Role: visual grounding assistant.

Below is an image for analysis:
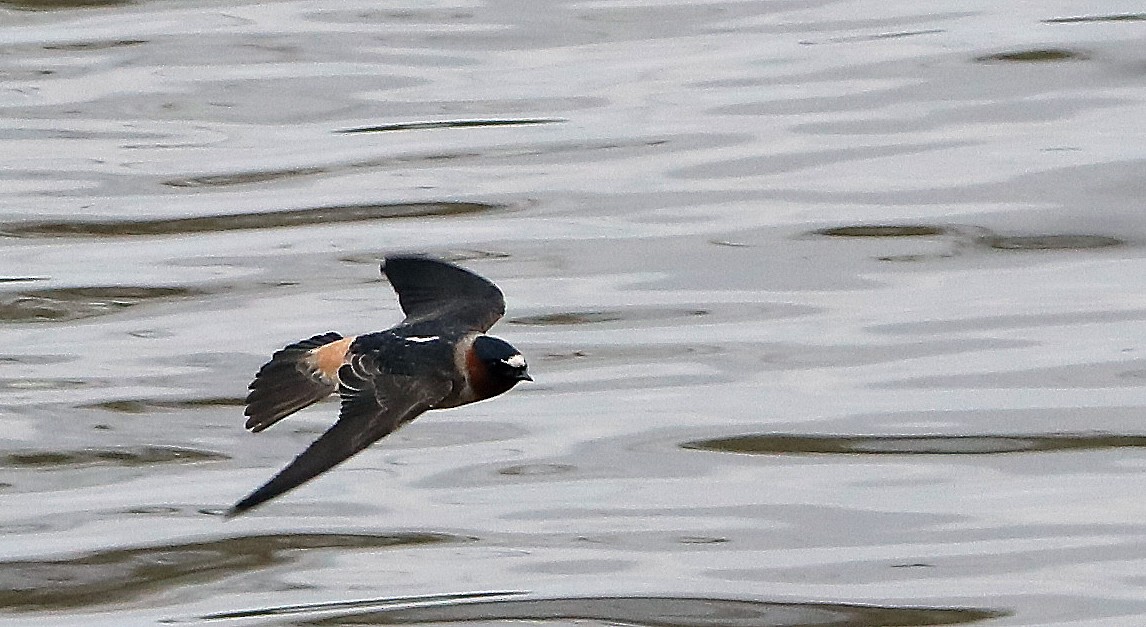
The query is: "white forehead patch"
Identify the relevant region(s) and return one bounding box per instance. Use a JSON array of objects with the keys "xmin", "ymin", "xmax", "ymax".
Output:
[
  {"xmin": 504, "ymin": 353, "xmax": 526, "ymax": 368},
  {"xmin": 405, "ymin": 336, "xmax": 439, "ymax": 343}
]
